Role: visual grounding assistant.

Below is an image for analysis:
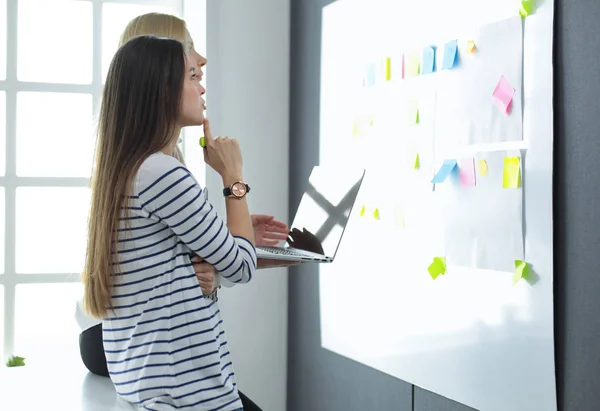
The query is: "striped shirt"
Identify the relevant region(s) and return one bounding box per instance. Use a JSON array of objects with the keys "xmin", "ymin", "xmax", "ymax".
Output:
[{"xmin": 103, "ymin": 152, "xmax": 256, "ymax": 410}]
